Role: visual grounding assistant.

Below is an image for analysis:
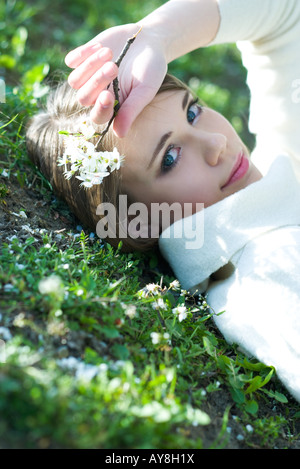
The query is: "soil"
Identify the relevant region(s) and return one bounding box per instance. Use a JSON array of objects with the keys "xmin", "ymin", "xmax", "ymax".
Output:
[{"xmin": 1, "ymin": 171, "xmax": 300, "ymax": 449}]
